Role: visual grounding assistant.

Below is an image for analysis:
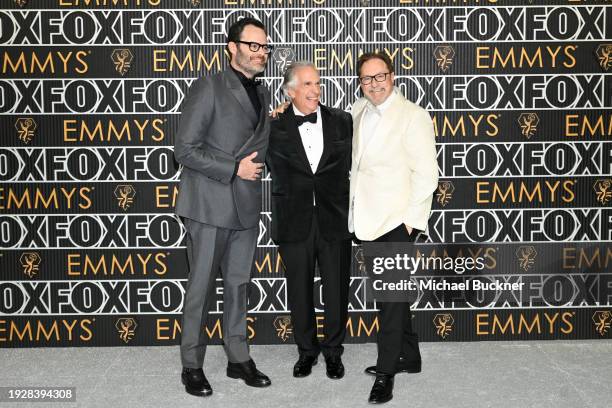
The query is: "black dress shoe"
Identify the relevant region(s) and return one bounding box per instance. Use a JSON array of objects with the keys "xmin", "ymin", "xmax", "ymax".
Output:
[
  {"xmin": 368, "ymin": 374, "xmax": 394, "ymax": 404},
  {"xmin": 365, "ymin": 357, "xmax": 422, "ymax": 376},
  {"xmin": 227, "ymin": 359, "xmax": 271, "ymax": 387},
  {"xmin": 325, "ymin": 356, "xmax": 345, "ymax": 379},
  {"xmin": 181, "ymin": 368, "xmax": 212, "ymax": 397},
  {"xmin": 293, "ymin": 355, "xmax": 317, "ymax": 378}
]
